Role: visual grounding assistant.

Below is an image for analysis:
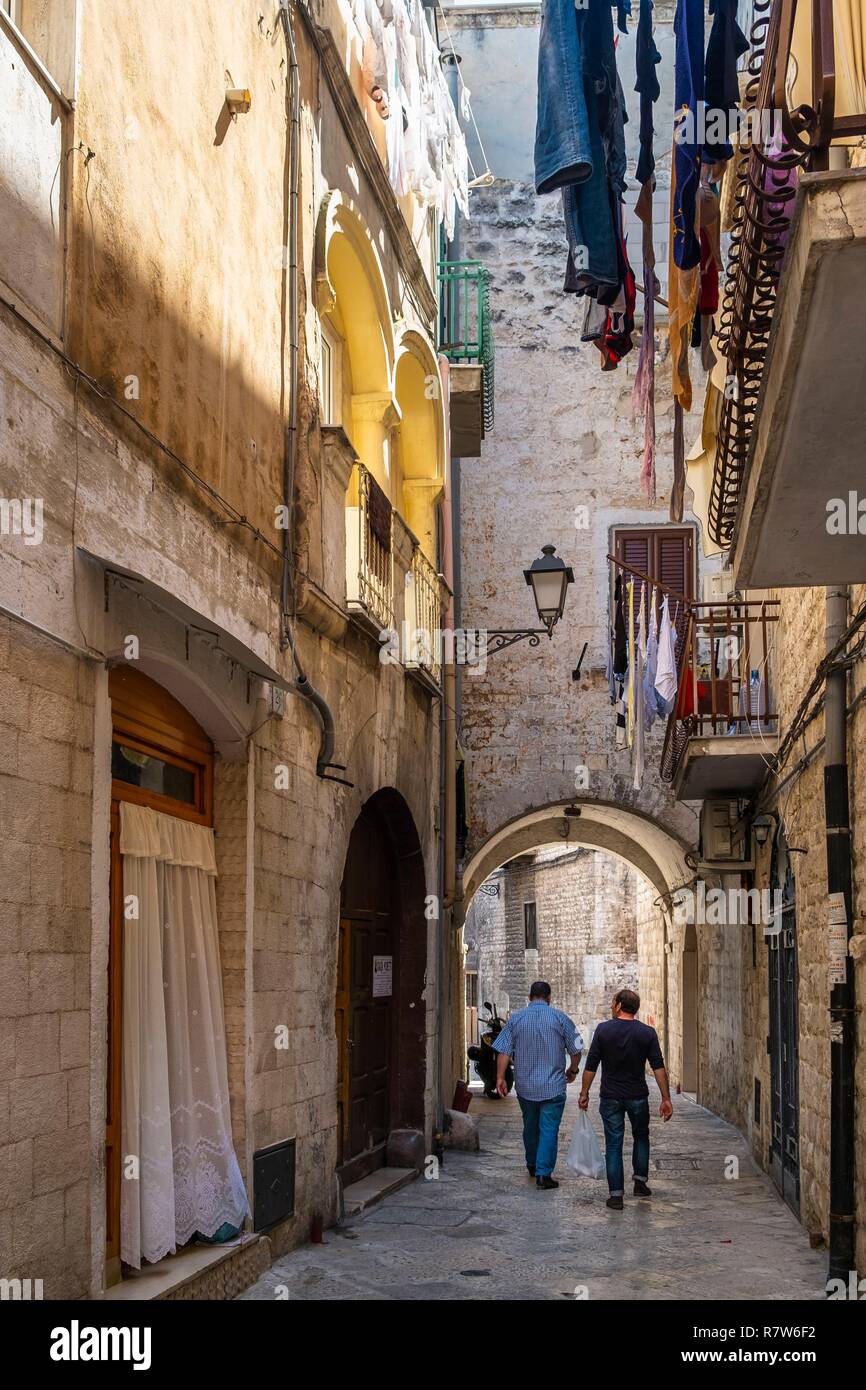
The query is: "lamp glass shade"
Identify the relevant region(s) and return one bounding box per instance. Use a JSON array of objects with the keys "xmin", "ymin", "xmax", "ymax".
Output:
[
  {"xmin": 530, "ymin": 569, "xmax": 568, "ymax": 625},
  {"xmin": 524, "ymin": 545, "xmax": 573, "ymax": 632}
]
